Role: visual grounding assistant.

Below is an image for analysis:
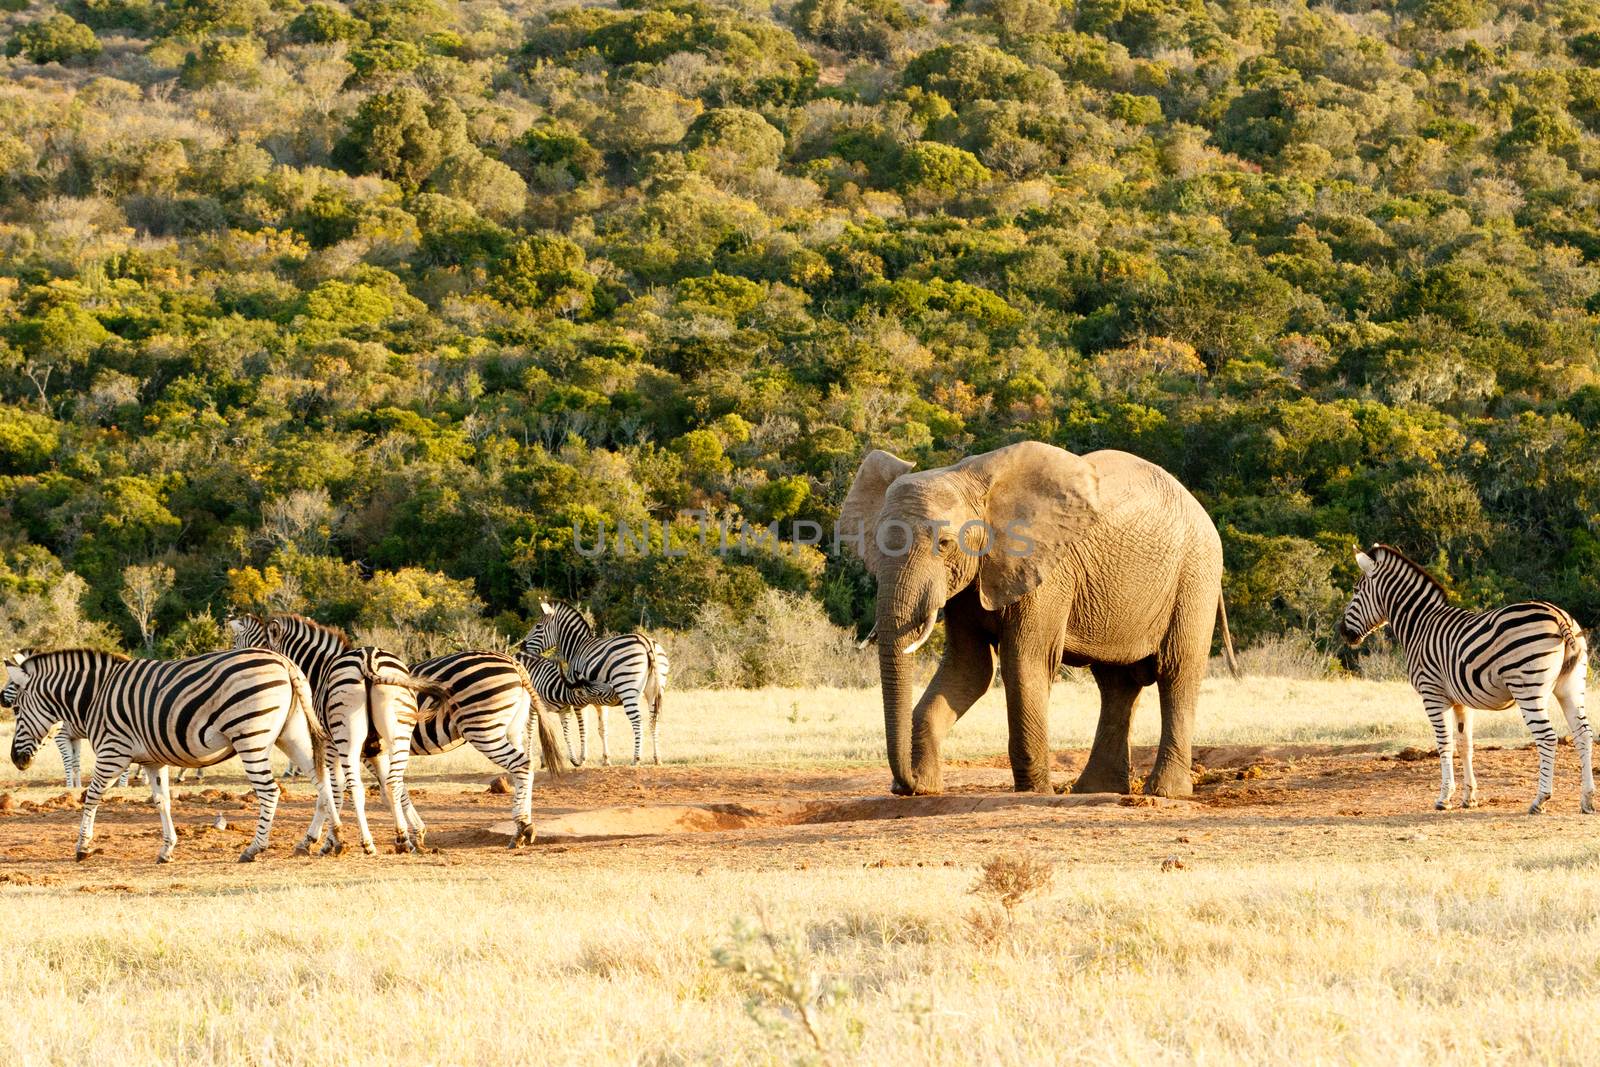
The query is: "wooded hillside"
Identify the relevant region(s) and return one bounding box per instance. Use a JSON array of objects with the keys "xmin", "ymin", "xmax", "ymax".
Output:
[{"xmin": 3, "ymin": 0, "xmax": 1600, "ymax": 661}]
